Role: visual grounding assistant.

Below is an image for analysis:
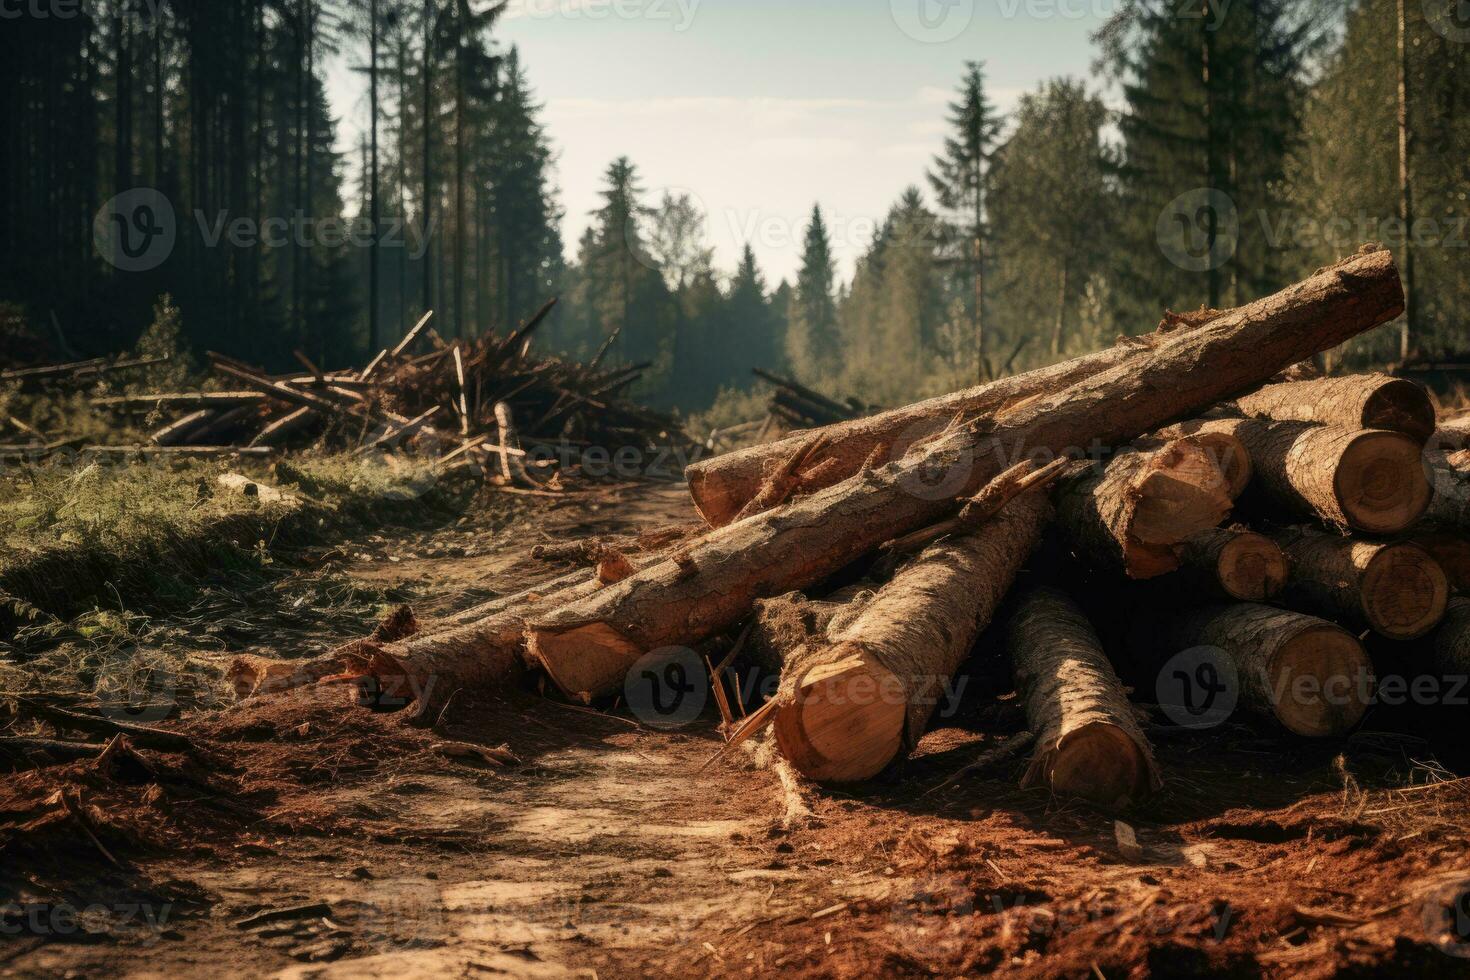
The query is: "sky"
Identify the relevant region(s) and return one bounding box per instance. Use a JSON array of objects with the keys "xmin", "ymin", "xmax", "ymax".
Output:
[{"xmin": 331, "ymin": 0, "xmax": 1113, "ymax": 284}]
